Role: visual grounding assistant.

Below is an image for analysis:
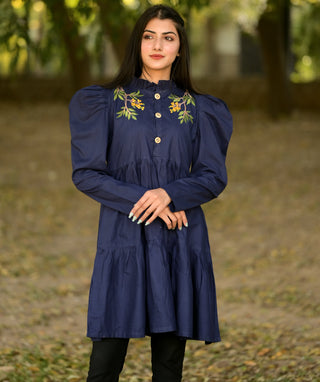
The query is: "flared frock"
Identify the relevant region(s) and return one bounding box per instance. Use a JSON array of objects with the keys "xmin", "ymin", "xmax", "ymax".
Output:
[{"xmin": 69, "ymin": 77, "xmax": 232, "ymax": 344}]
